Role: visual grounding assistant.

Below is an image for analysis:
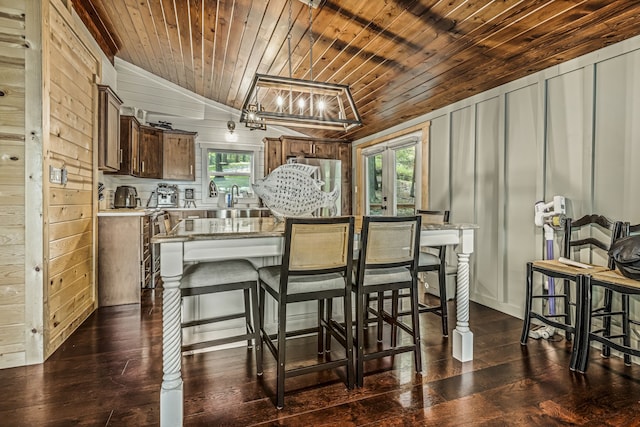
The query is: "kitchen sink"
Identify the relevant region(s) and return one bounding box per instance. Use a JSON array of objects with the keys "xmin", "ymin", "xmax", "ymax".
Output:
[{"xmin": 206, "ymin": 208, "xmax": 271, "ymax": 219}]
